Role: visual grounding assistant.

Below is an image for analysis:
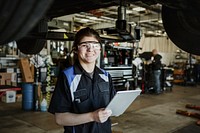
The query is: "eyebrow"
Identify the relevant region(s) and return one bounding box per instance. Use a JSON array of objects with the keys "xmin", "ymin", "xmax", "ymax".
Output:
[{"xmin": 79, "ymin": 41, "xmax": 99, "ymax": 45}]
